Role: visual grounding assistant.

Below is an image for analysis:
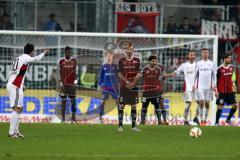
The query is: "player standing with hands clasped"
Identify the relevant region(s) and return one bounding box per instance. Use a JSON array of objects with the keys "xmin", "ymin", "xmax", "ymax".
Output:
[{"xmin": 117, "ymin": 41, "xmax": 141, "ymax": 132}]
